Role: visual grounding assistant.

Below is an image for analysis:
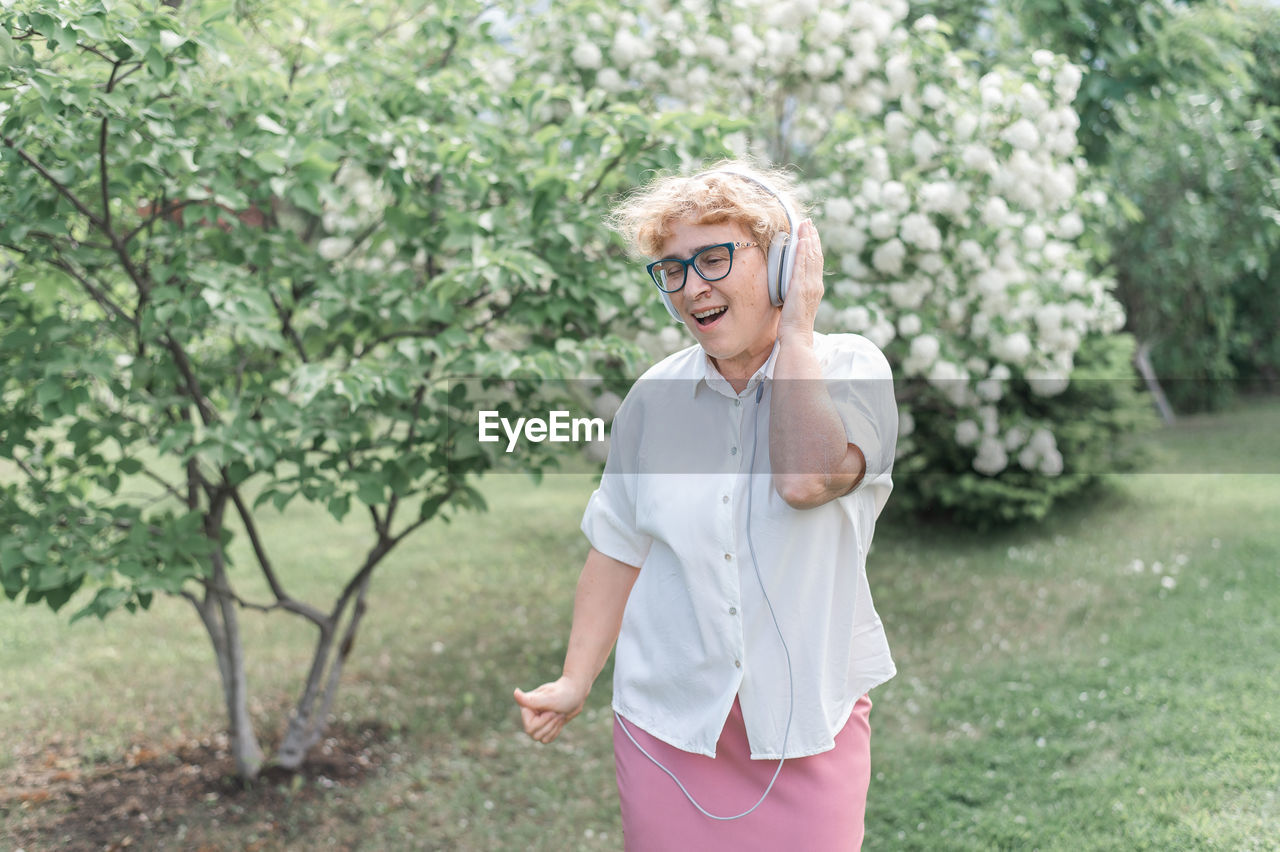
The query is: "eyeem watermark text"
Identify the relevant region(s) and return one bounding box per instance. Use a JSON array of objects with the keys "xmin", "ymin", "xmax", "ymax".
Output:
[{"xmin": 478, "ymin": 410, "xmax": 606, "ymax": 453}]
